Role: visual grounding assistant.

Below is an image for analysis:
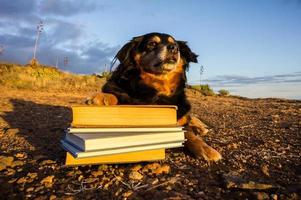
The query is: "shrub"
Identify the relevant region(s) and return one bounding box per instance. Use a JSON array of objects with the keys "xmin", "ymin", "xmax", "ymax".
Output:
[
  {"xmin": 190, "ymin": 84, "xmax": 215, "ymax": 96},
  {"xmin": 97, "ymin": 71, "xmax": 112, "ymax": 80},
  {"xmin": 218, "ymin": 89, "xmax": 230, "ymax": 96}
]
